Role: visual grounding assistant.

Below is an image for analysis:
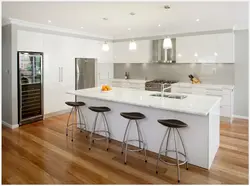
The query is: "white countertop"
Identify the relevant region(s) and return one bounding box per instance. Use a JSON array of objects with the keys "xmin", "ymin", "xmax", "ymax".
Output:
[
  {"xmin": 109, "ymin": 78, "xmax": 147, "ymax": 83},
  {"xmin": 67, "ymin": 87, "xmax": 221, "ymax": 116},
  {"xmin": 171, "ymin": 82, "xmax": 234, "ymax": 90}
]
